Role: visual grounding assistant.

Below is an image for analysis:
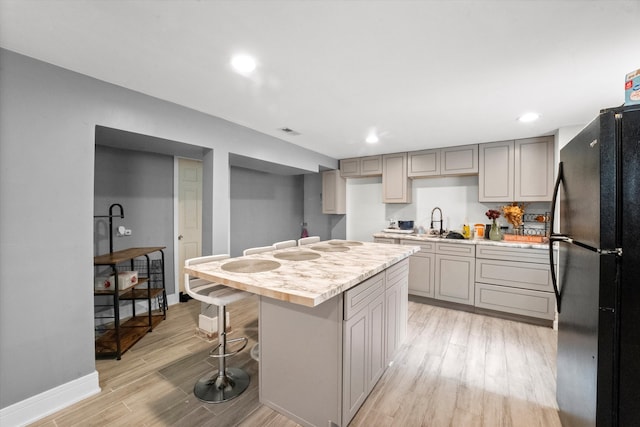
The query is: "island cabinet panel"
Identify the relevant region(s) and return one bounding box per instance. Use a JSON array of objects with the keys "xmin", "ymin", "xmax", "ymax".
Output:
[
  {"xmin": 343, "ymin": 307, "xmax": 368, "ymax": 421},
  {"xmin": 342, "ymin": 290, "xmax": 386, "ymax": 425},
  {"xmin": 259, "ymin": 295, "xmax": 343, "ymax": 427},
  {"xmin": 343, "ymin": 273, "xmax": 386, "ymax": 425},
  {"xmin": 374, "ymin": 237, "xmax": 398, "ymax": 244},
  {"xmin": 385, "ymin": 259, "xmax": 409, "ymax": 363},
  {"xmin": 344, "ymin": 272, "xmax": 385, "ymax": 317}
]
